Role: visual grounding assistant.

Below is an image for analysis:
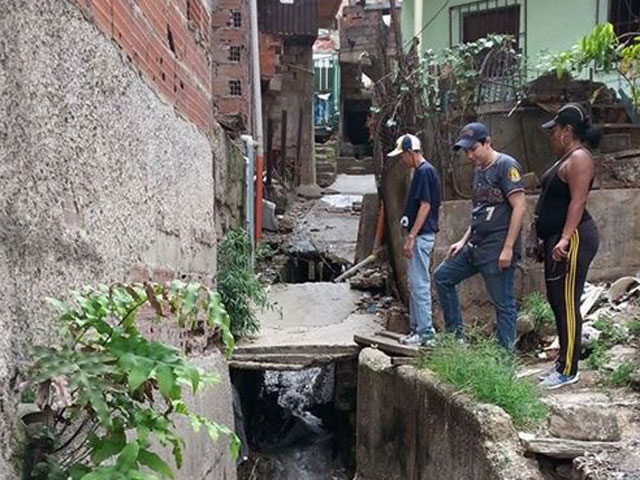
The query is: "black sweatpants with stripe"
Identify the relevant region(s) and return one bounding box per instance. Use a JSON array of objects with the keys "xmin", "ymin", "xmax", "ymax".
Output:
[{"xmin": 543, "ymin": 218, "xmax": 599, "ymax": 377}]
